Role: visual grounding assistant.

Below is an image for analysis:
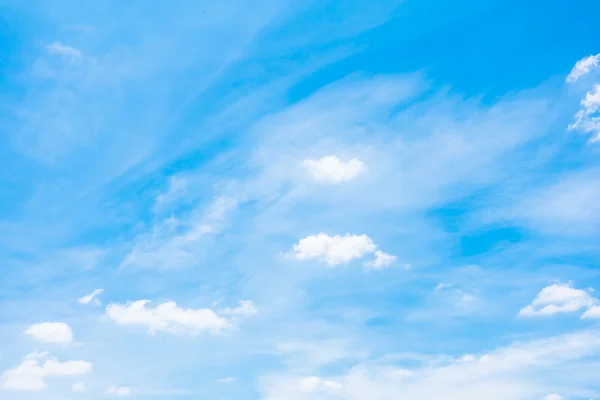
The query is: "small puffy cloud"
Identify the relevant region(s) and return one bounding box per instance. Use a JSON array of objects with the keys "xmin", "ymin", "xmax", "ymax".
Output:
[
  {"xmin": 218, "ymin": 377, "xmax": 236, "ymax": 384},
  {"xmin": 220, "ymin": 300, "xmax": 258, "ymax": 317},
  {"xmin": 364, "ymin": 250, "xmax": 397, "ymax": 270},
  {"xmin": 303, "ymin": 156, "xmax": 366, "ymax": 183},
  {"xmin": 566, "ymin": 54, "xmax": 599, "ymax": 83},
  {"xmin": 288, "ymin": 233, "xmax": 398, "ymax": 268},
  {"xmin": 77, "ymin": 288, "xmax": 104, "ymax": 305},
  {"xmin": 25, "ymin": 322, "xmax": 73, "ymax": 344},
  {"xmin": 1, "ymin": 356, "xmax": 91, "ymax": 391},
  {"xmin": 105, "ymin": 300, "xmax": 231, "ymax": 335},
  {"xmin": 288, "ymin": 233, "xmax": 377, "ymax": 266},
  {"xmin": 72, "ymin": 382, "xmax": 86, "ymax": 392},
  {"xmin": 106, "ymin": 385, "xmax": 132, "ymax": 396},
  {"xmin": 518, "ymin": 283, "xmax": 597, "ymax": 317},
  {"xmin": 45, "ymin": 42, "xmax": 83, "ymax": 60}
]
